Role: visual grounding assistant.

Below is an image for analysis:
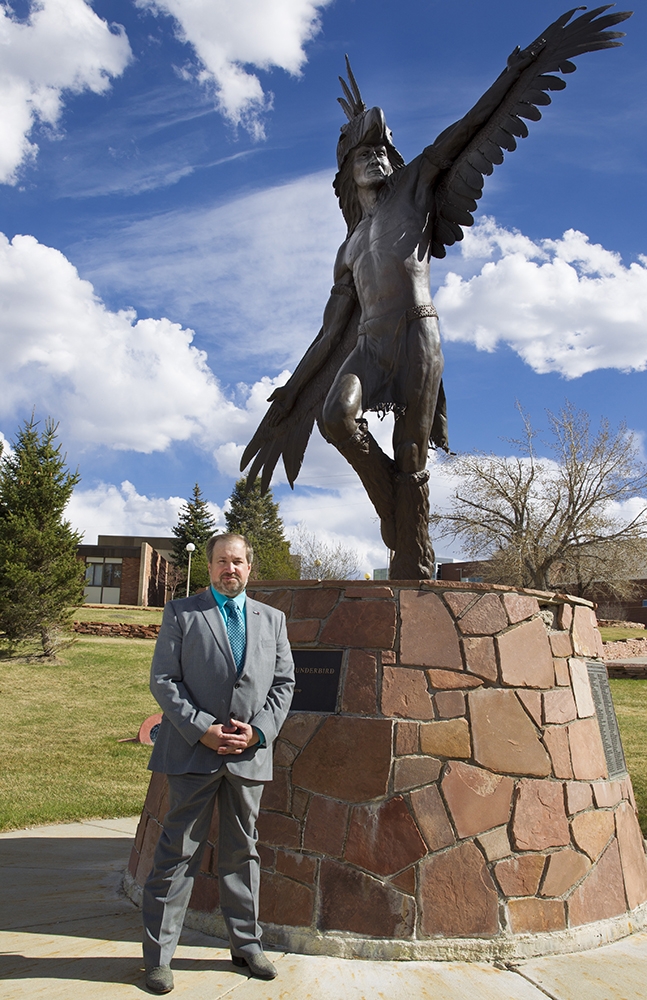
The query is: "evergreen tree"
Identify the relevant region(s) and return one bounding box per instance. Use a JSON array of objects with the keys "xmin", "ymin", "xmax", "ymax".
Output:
[
  {"xmin": 0, "ymin": 417, "xmax": 84, "ymax": 655},
  {"xmin": 225, "ymin": 478, "xmax": 298, "ymax": 580},
  {"xmin": 171, "ymin": 483, "xmax": 217, "ymax": 593}
]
